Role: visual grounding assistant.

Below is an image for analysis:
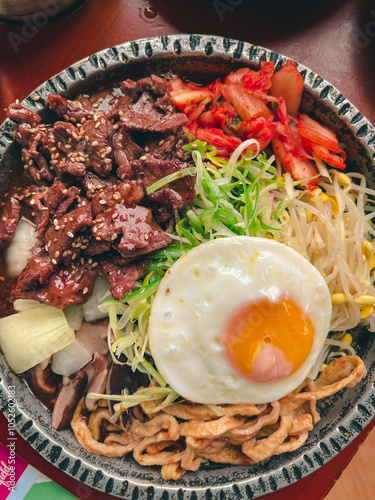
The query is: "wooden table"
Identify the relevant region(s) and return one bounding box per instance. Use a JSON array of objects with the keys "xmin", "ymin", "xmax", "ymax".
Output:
[{"xmin": 0, "ymin": 0, "xmax": 374, "ymax": 498}]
